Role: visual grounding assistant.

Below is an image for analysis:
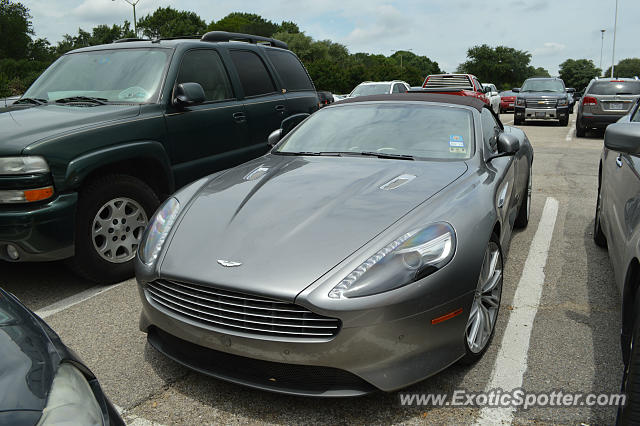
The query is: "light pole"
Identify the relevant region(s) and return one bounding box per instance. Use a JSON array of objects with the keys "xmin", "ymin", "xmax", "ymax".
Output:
[
  {"xmin": 600, "ymin": 29, "xmax": 605, "ymax": 73},
  {"xmin": 113, "ymin": 0, "xmax": 141, "ymax": 36},
  {"xmin": 611, "ymin": 0, "xmax": 618, "ymax": 77},
  {"xmin": 391, "ymin": 49, "xmax": 413, "ymax": 78}
]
